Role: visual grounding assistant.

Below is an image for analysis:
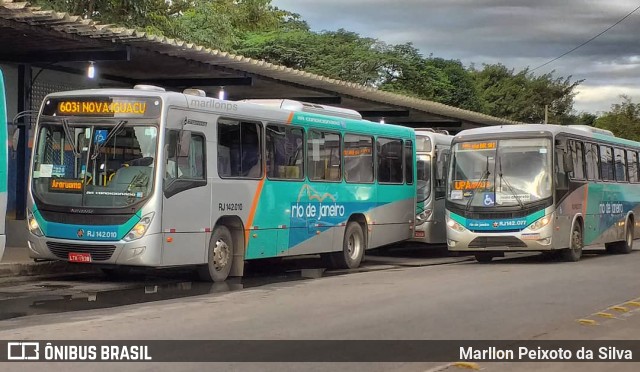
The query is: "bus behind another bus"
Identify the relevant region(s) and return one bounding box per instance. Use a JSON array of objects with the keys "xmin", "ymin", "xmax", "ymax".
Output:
[{"xmin": 411, "ymin": 129, "xmax": 452, "ymax": 245}]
